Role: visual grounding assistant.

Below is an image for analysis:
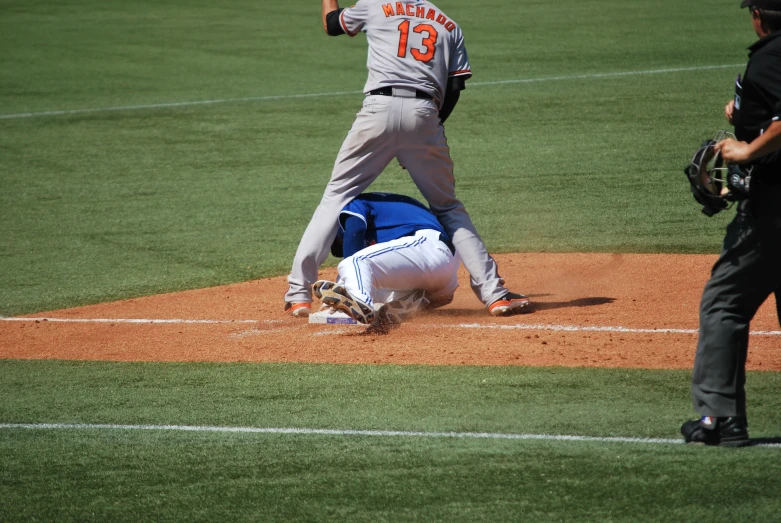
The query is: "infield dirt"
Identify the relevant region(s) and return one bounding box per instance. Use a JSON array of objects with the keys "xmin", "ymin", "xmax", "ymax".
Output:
[{"xmin": 2, "ymin": 253, "xmax": 779, "ymax": 370}]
